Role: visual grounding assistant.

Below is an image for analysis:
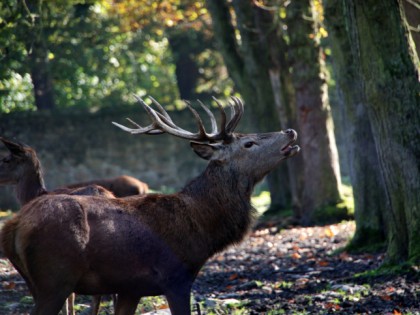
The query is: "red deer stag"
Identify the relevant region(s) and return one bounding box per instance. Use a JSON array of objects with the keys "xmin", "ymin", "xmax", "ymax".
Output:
[
  {"xmin": 64, "ymin": 175, "xmax": 148, "ymax": 197},
  {"xmin": 1, "ymin": 96, "xmax": 300, "ymax": 315},
  {"xmin": 0, "ymin": 137, "xmax": 115, "ymax": 315}
]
